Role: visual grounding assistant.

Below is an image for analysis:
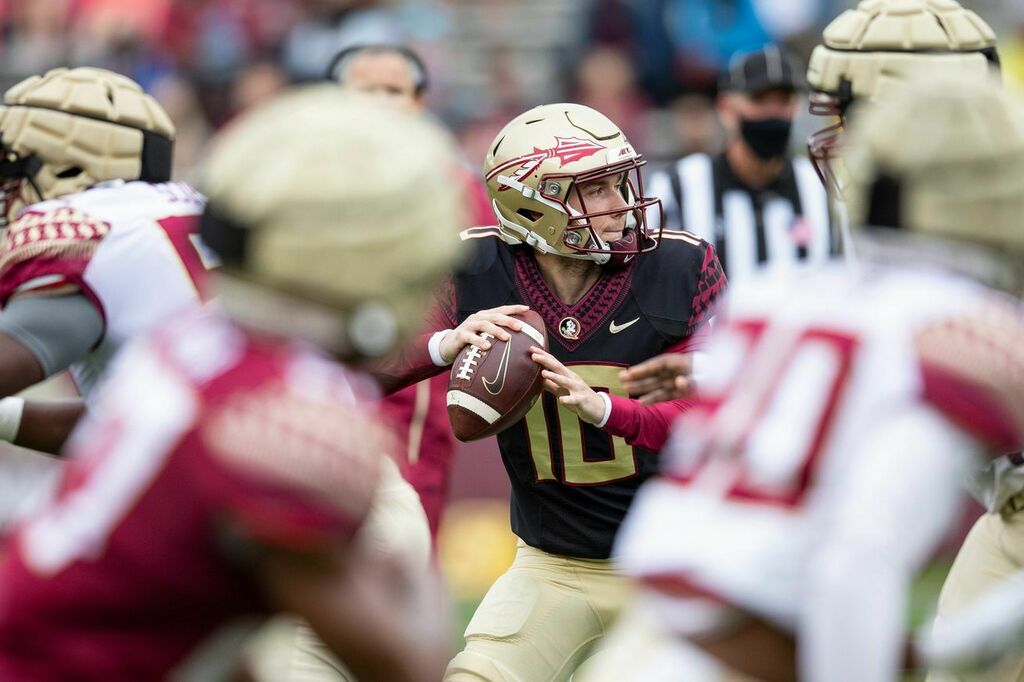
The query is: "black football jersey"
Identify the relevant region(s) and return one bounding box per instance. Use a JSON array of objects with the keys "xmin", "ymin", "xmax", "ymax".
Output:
[{"xmin": 447, "ymin": 228, "xmax": 724, "ymax": 558}]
